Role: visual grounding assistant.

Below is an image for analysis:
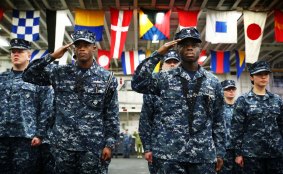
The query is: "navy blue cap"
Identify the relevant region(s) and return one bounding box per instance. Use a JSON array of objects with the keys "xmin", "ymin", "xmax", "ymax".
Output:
[
  {"xmin": 71, "ymin": 30, "xmax": 96, "ymax": 44},
  {"xmin": 221, "ymin": 80, "xmax": 236, "ymax": 89},
  {"xmin": 164, "ymin": 50, "xmax": 180, "ymax": 62},
  {"xmin": 248, "ymin": 61, "xmax": 271, "ymax": 75},
  {"xmin": 10, "ymin": 38, "xmax": 31, "ymax": 50},
  {"xmin": 174, "ymin": 27, "xmax": 202, "ymax": 43}
]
